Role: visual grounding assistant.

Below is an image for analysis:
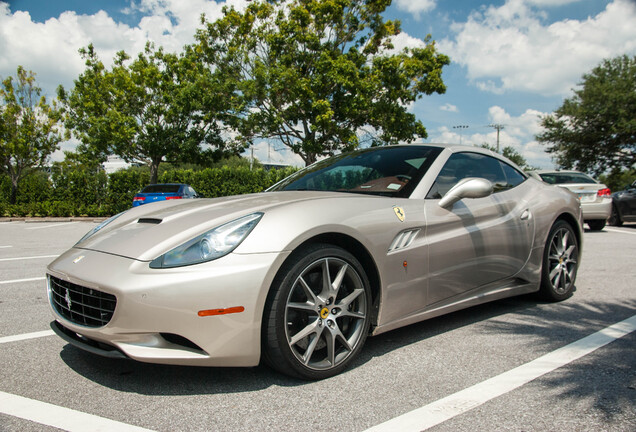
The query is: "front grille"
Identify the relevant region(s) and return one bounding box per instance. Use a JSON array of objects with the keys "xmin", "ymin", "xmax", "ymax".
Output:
[{"xmin": 48, "ymin": 275, "xmax": 116, "ymax": 327}]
